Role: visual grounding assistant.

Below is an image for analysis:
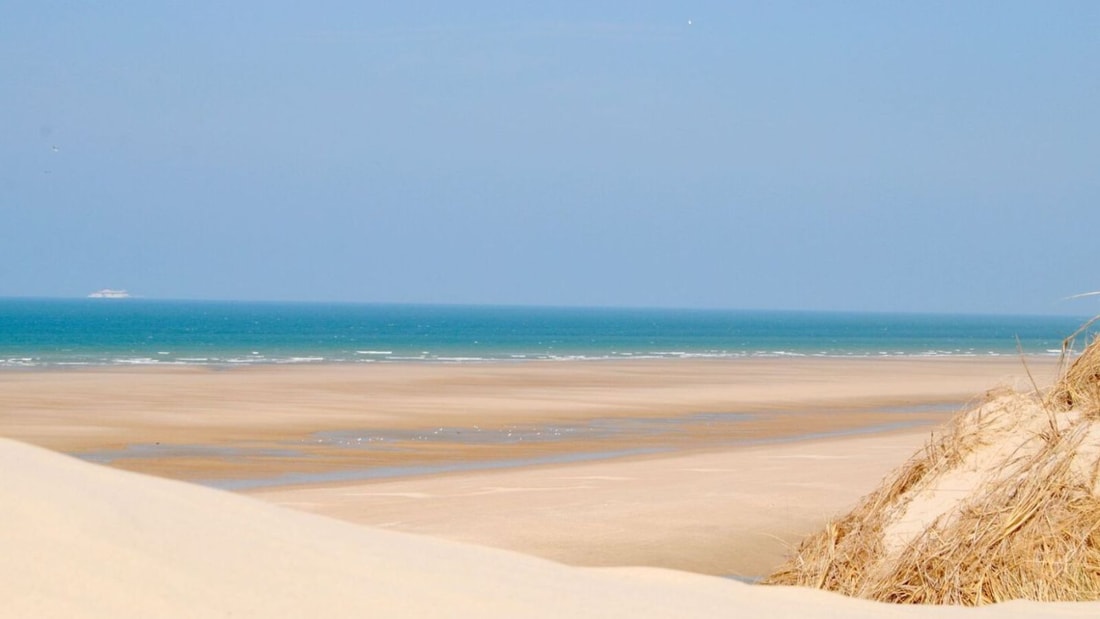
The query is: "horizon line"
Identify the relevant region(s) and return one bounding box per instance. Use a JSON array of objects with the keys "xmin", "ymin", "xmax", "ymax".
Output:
[{"xmin": 0, "ymin": 294, "xmax": 1093, "ymax": 319}]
